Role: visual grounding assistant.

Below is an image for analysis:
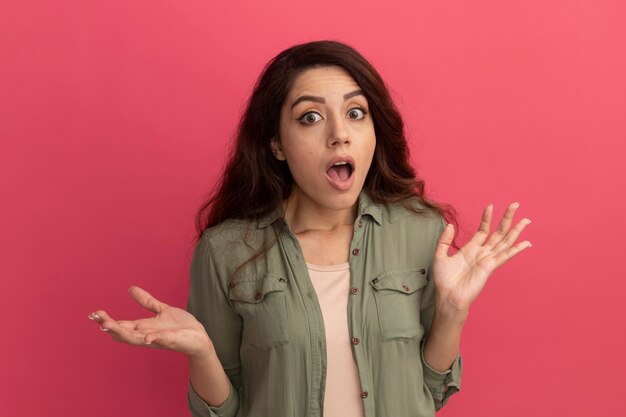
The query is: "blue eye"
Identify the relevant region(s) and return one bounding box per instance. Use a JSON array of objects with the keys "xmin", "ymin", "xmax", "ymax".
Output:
[
  {"xmin": 347, "ymin": 108, "xmax": 367, "ymax": 120},
  {"xmin": 299, "ymin": 112, "xmax": 323, "ymax": 125}
]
